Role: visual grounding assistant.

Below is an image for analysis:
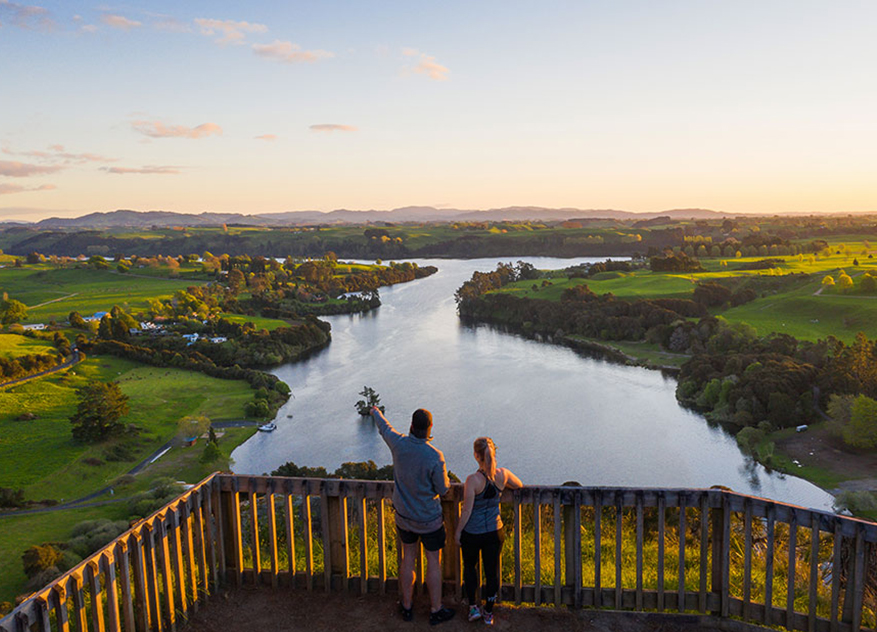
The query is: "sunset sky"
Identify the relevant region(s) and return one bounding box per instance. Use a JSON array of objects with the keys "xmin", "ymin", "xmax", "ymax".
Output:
[{"xmin": 1, "ymin": 1, "xmax": 876, "ymax": 221}]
